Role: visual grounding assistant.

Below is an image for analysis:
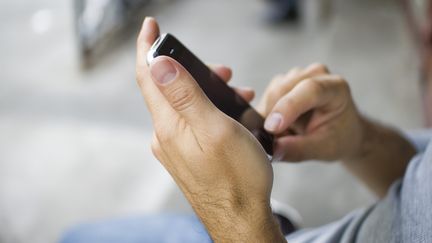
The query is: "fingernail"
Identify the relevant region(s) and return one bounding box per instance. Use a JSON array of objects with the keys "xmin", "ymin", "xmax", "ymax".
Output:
[
  {"xmin": 150, "ymin": 59, "xmax": 178, "ymax": 84},
  {"xmin": 264, "ymin": 113, "xmax": 283, "ymax": 132}
]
